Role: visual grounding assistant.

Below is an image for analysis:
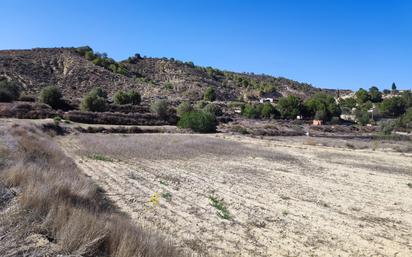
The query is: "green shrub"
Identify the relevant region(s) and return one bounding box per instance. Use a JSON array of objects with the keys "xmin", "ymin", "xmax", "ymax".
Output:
[
  {"xmin": 203, "ymin": 87, "xmax": 216, "ymax": 101},
  {"xmin": 176, "ymin": 101, "xmax": 193, "ymax": 117},
  {"xmin": 194, "ymin": 100, "xmax": 208, "ymax": 110},
  {"xmin": 127, "ymin": 90, "xmax": 141, "ymax": 105},
  {"xmin": 304, "ymin": 93, "xmax": 340, "ymax": 121},
  {"xmin": 276, "ymin": 95, "xmax": 302, "ymax": 119},
  {"xmin": 39, "ymin": 86, "xmax": 63, "ymax": 109},
  {"xmin": 81, "ymin": 88, "xmax": 108, "ymax": 112},
  {"xmin": 0, "ymin": 80, "xmax": 20, "ymax": 102},
  {"xmin": 90, "ymin": 87, "xmax": 108, "ymax": 98},
  {"xmin": 242, "ymin": 104, "xmax": 260, "ymax": 119},
  {"xmin": 150, "ymin": 100, "xmax": 169, "ymax": 119},
  {"xmin": 260, "ymin": 102, "xmax": 277, "ymax": 119},
  {"xmin": 113, "ymin": 90, "xmax": 141, "ymax": 105},
  {"xmin": 339, "ymin": 97, "xmax": 357, "ymax": 109},
  {"xmin": 369, "ymin": 86, "xmax": 382, "ymax": 103},
  {"xmin": 378, "ymin": 97, "xmax": 406, "ymax": 117},
  {"xmin": 356, "ymin": 88, "xmax": 370, "ymax": 104},
  {"xmin": 355, "ymin": 110, "xmax": 370, "ymax": 125},
  {"xmin": 203, "ymin": 103, "xmax": 222, "ymax": 116},
  {"xmin": 379, "ymin": 120, "xmax": 397, "ymax": 135},
  {"xmin": 177, "ymin": 111, "xmax": 216, "ymax": 133}
]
